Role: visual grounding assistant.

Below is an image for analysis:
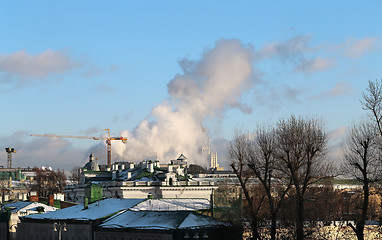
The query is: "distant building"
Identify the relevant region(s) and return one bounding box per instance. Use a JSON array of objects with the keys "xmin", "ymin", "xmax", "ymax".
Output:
[
  {"xmin": 201, "ymin": 139, "xmax": 224, "ymax": 171},
  {"xmin": 170, "ymin": 154, "xmax": 188, "ymax": 168},
  {"xmin": 66, "ymin": 153, "xmax": 217, "ymax": 203},
  {"xmin": 194, "ymin": 170, "xmax": 236, "ymax": 179},
  {"xmin": 83, "ymin": 153, "xmax": 99, "ymax": 171},
  {"xmin": 0, "ymin": 167, "xmax": 37, "ymax": 203}
]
